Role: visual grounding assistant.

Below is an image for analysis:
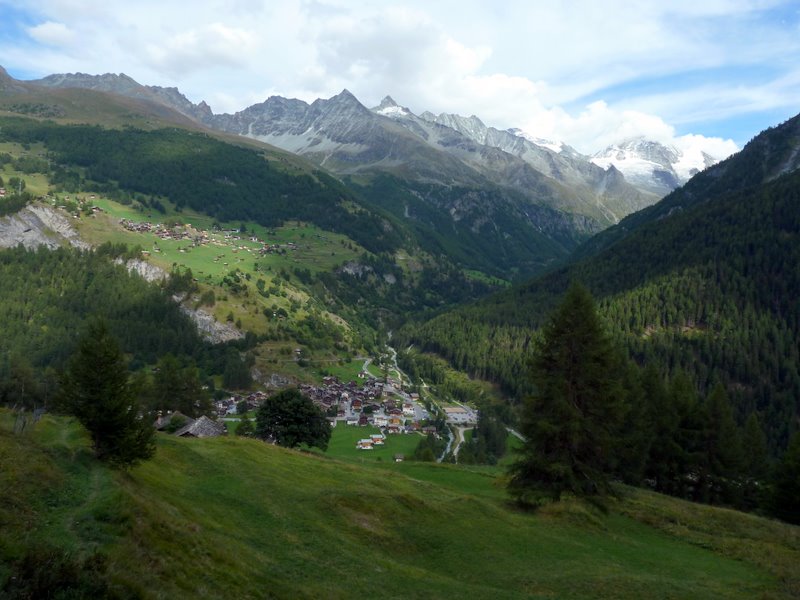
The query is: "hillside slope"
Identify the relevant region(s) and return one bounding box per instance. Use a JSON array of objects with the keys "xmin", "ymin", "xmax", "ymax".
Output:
[
  {"xmin": 398, "ymin": 112, "xmax": 800, "ymax": 450},
  {"xmin": 2, "ymin": 412, "xmax": 798, "ymax": 599}
]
